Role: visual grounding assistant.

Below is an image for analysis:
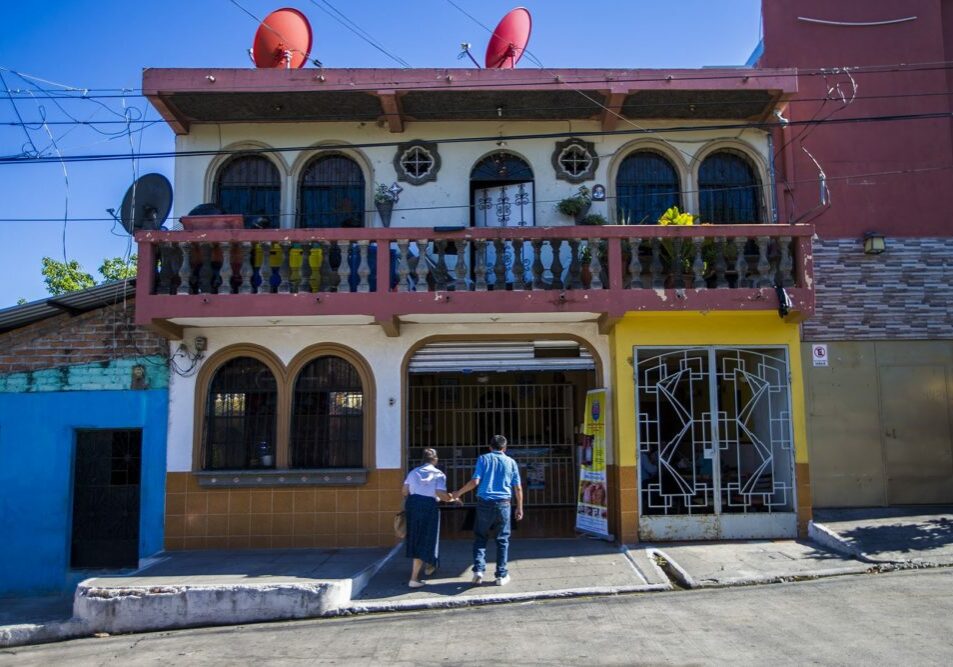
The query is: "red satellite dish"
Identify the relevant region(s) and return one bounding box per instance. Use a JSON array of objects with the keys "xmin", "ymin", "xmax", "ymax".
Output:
[
  {"xmin": 252, "ymin": 7, "xmax": 313, "ymax": 69},
  {"xmin": 485, "ymin": 7, "xmax": 532, "ymax": 69}
]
